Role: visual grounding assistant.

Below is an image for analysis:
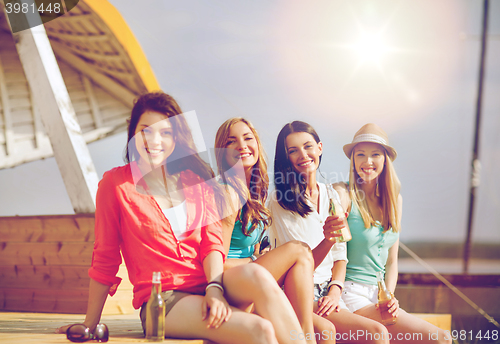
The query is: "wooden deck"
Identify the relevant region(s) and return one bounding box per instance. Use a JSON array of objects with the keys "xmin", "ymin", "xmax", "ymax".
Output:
[
  {"xmin": 0, "ymin": 310, "xmax": 450, "ymax": 344},
  {"xmin": 0, "ymin": 310, "xmax": 209, "ymax": 344}
]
